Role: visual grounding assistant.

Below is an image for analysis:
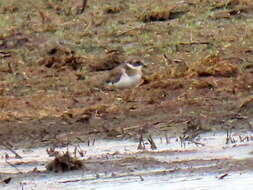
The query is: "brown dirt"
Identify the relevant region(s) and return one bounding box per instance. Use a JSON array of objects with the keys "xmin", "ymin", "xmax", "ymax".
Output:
[{"xmin": 0, "ymin": 0, "xmax": 253, "ymax": 149}]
